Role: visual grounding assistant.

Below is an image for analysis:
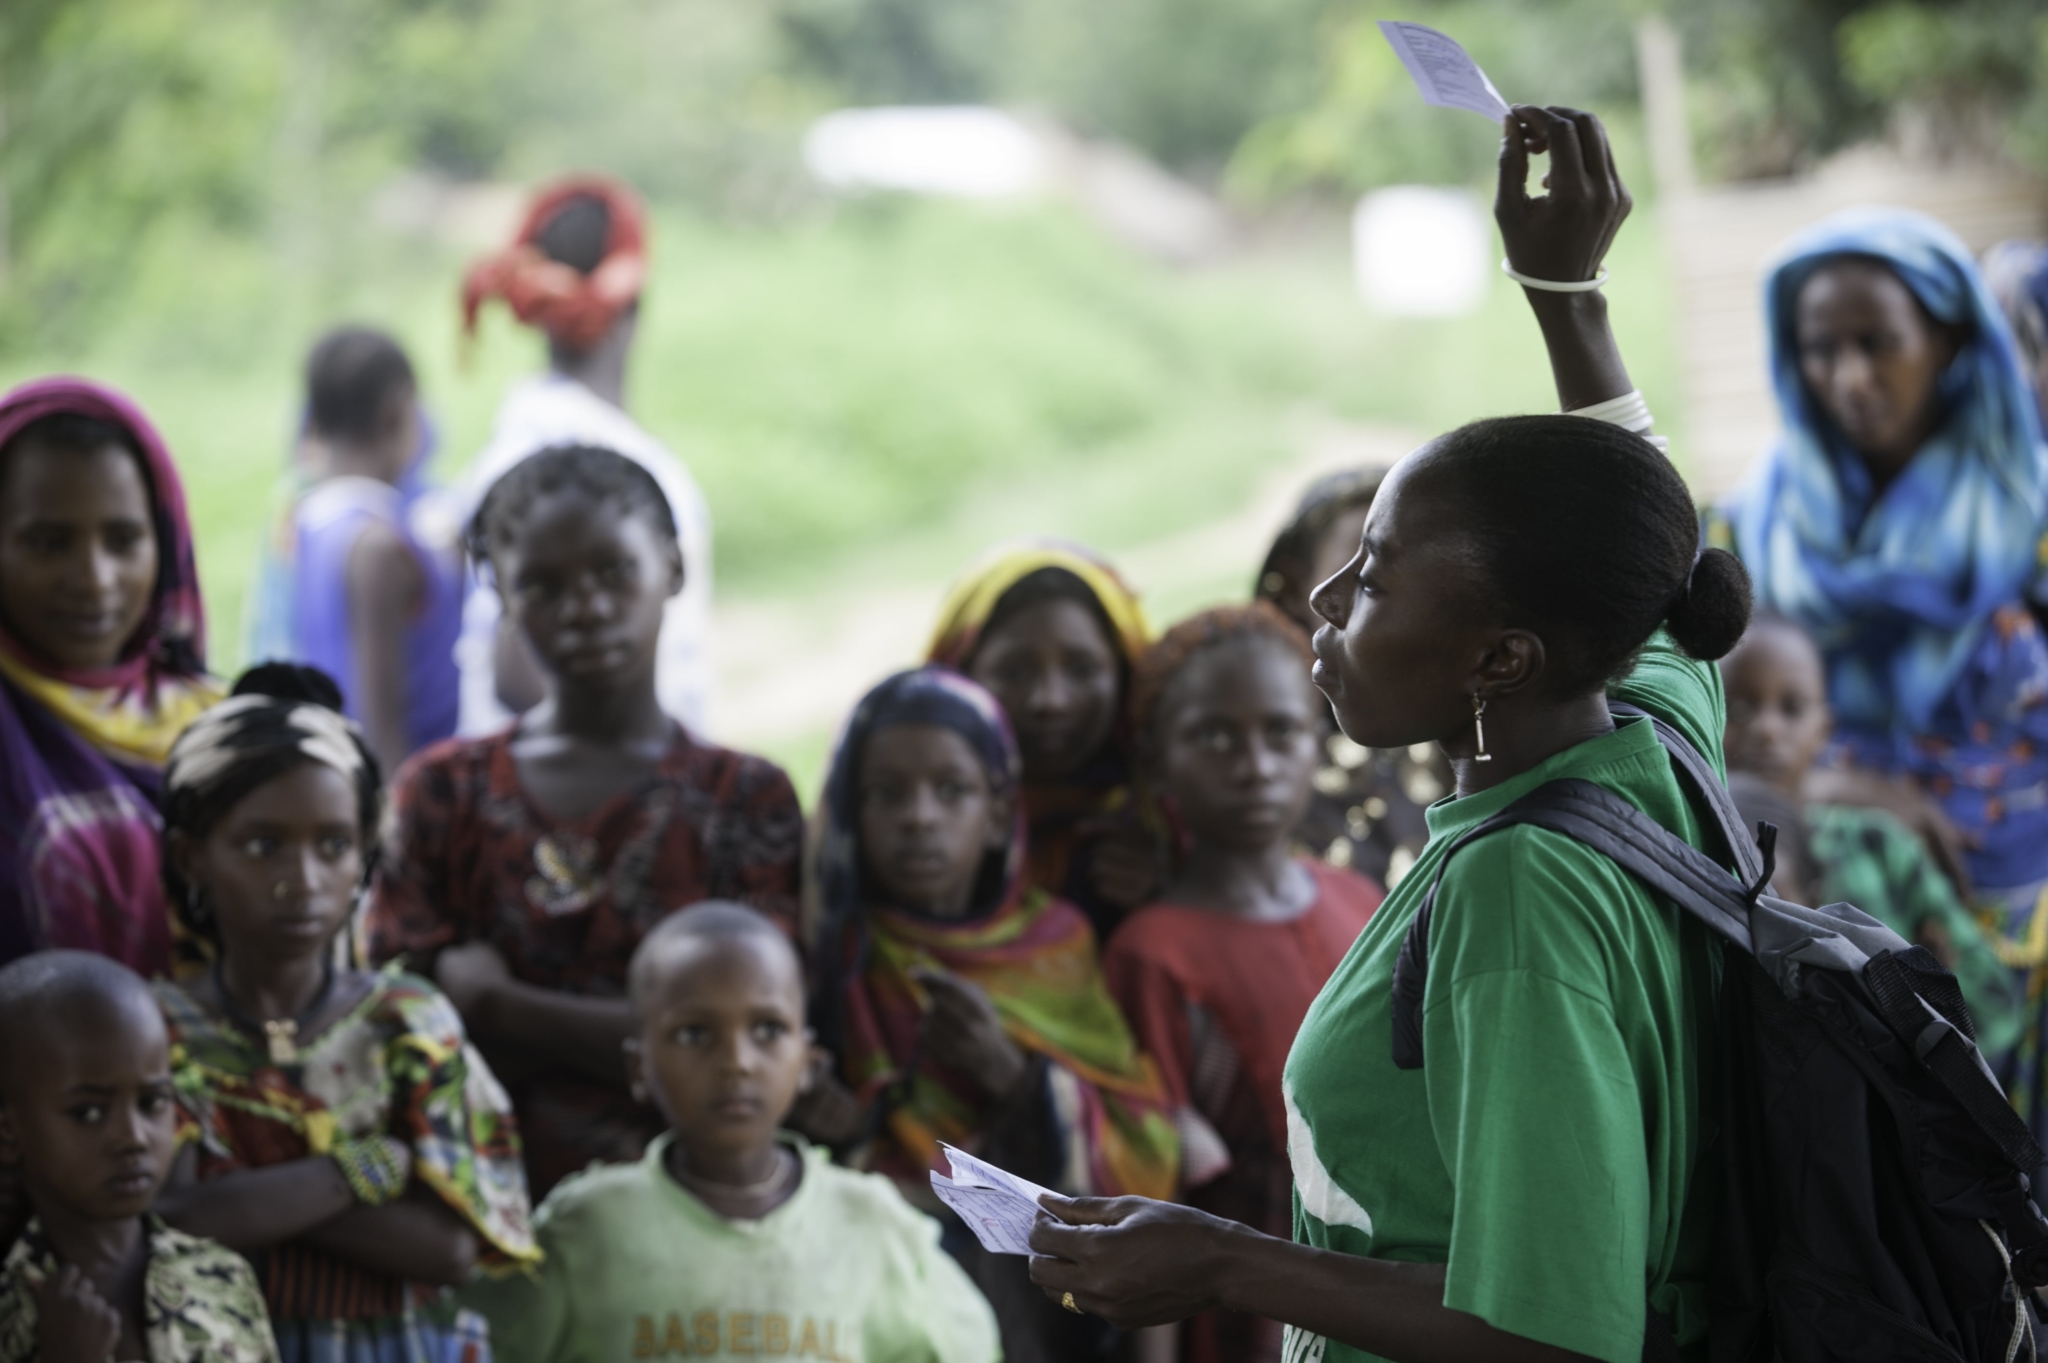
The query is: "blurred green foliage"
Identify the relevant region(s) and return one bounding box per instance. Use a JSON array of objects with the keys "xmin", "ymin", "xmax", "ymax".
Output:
[{"xmin": 5, "ymin": 0, "xmax": 2041, "ymax": 353}]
